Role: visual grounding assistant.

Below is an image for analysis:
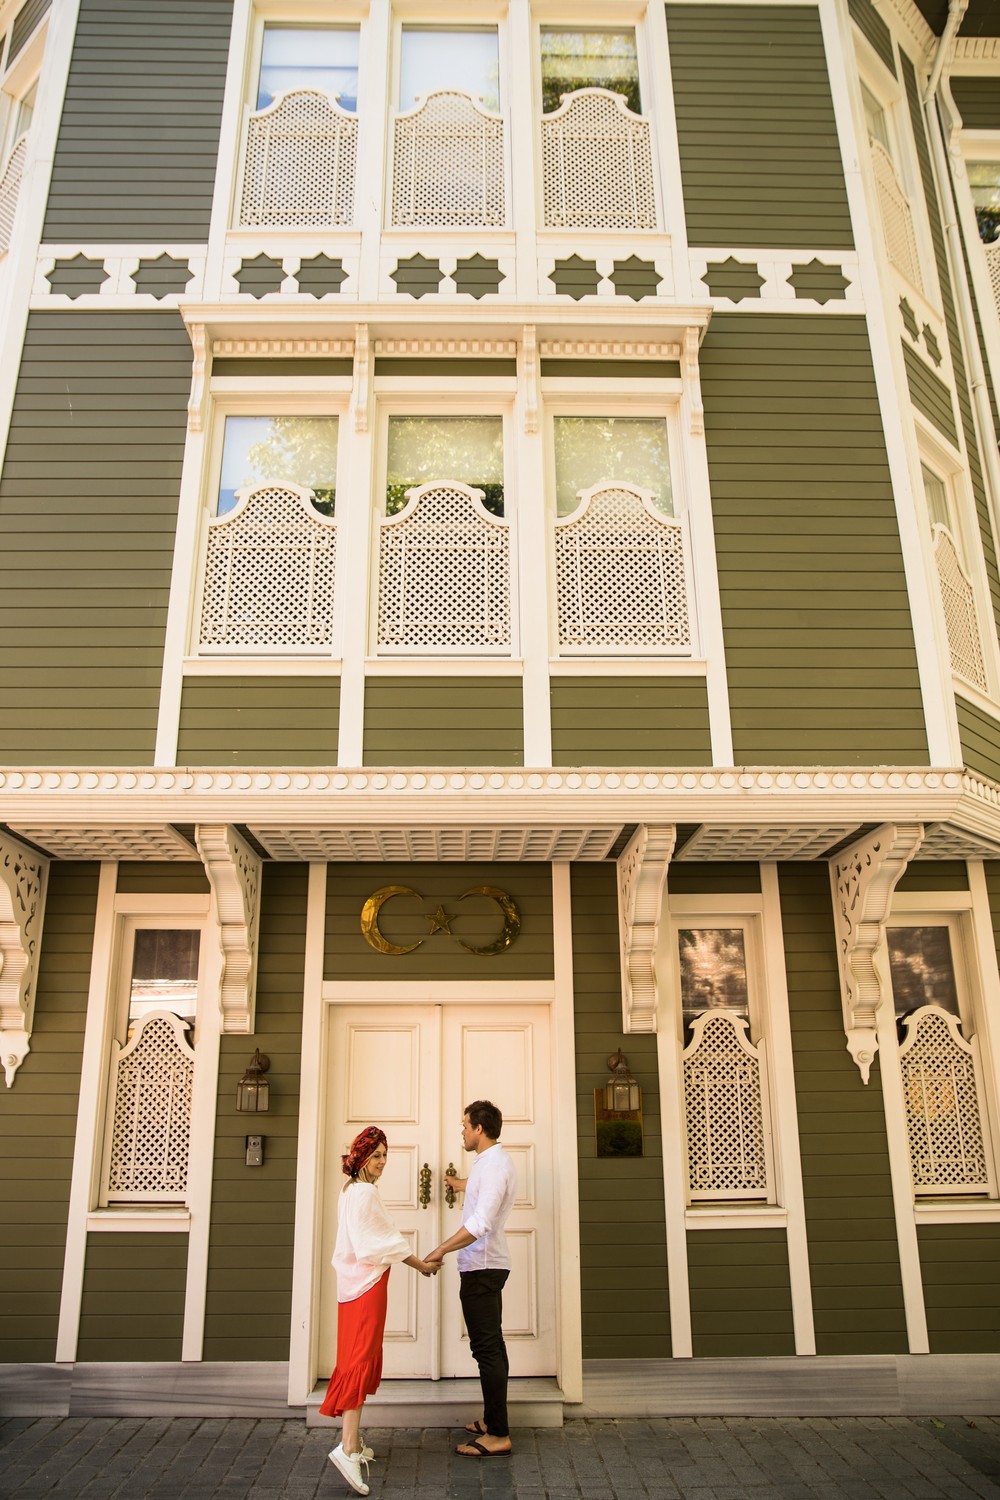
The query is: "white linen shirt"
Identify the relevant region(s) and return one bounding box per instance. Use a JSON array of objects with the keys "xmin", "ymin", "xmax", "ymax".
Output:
[
  {"xmin": 457, "ymin": 1143, "xmax": 517, "ymax": 1273},
  {"xmin": 332, "ymin": 1181, "xmax": 410, "ymax": 1302}
]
